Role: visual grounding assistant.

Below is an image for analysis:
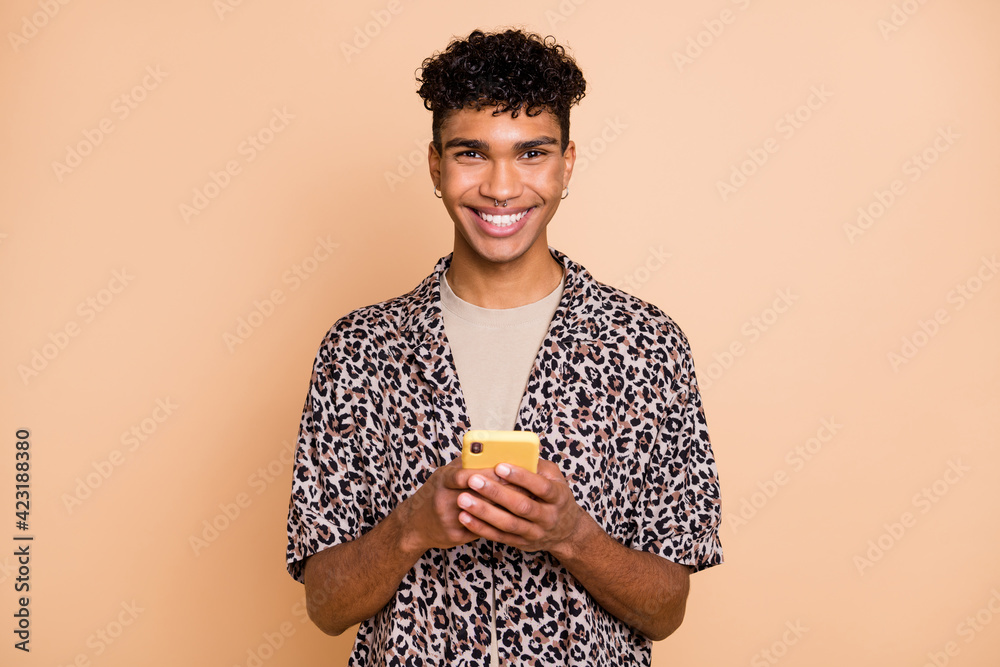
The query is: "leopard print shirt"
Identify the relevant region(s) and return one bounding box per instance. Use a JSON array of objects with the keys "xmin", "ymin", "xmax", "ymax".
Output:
[{"xmin": 286, "ymin": 247, "xmax": 723, "ymax": 666}]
